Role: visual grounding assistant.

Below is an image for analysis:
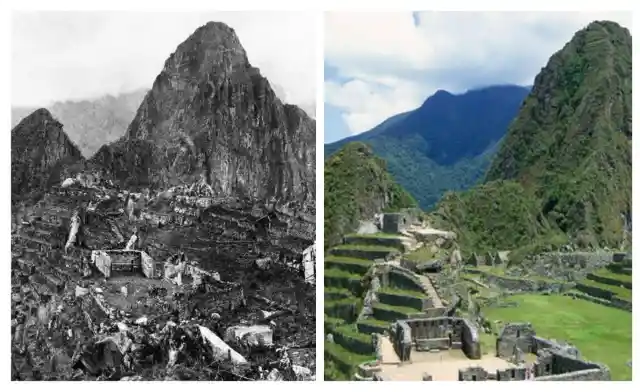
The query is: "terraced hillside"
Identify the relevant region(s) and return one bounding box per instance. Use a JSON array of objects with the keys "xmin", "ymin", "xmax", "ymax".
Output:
[
  {"xmin": 12, "ymin": 184, "xmax": 316, "ymax": 380},
  {"xmin": 572, "ymin": 253, "xmax": 632, "ymax": 311},
  {"xmin": 324, "ymin": 233, "xmax": 438, "ymax": 380}
]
